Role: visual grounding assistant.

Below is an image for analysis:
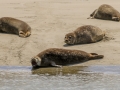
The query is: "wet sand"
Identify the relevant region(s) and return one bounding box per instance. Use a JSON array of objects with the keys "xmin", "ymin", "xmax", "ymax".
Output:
[{"xmin": 0, "ymin": 0, "xmax": 120, "ymax": 66}]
